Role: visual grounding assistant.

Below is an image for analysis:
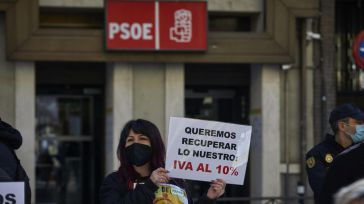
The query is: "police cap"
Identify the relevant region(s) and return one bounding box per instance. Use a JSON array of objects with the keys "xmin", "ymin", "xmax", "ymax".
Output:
[{"xmin": 329, "ymin": 103, "xmax": 364, "ymax": 124}]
